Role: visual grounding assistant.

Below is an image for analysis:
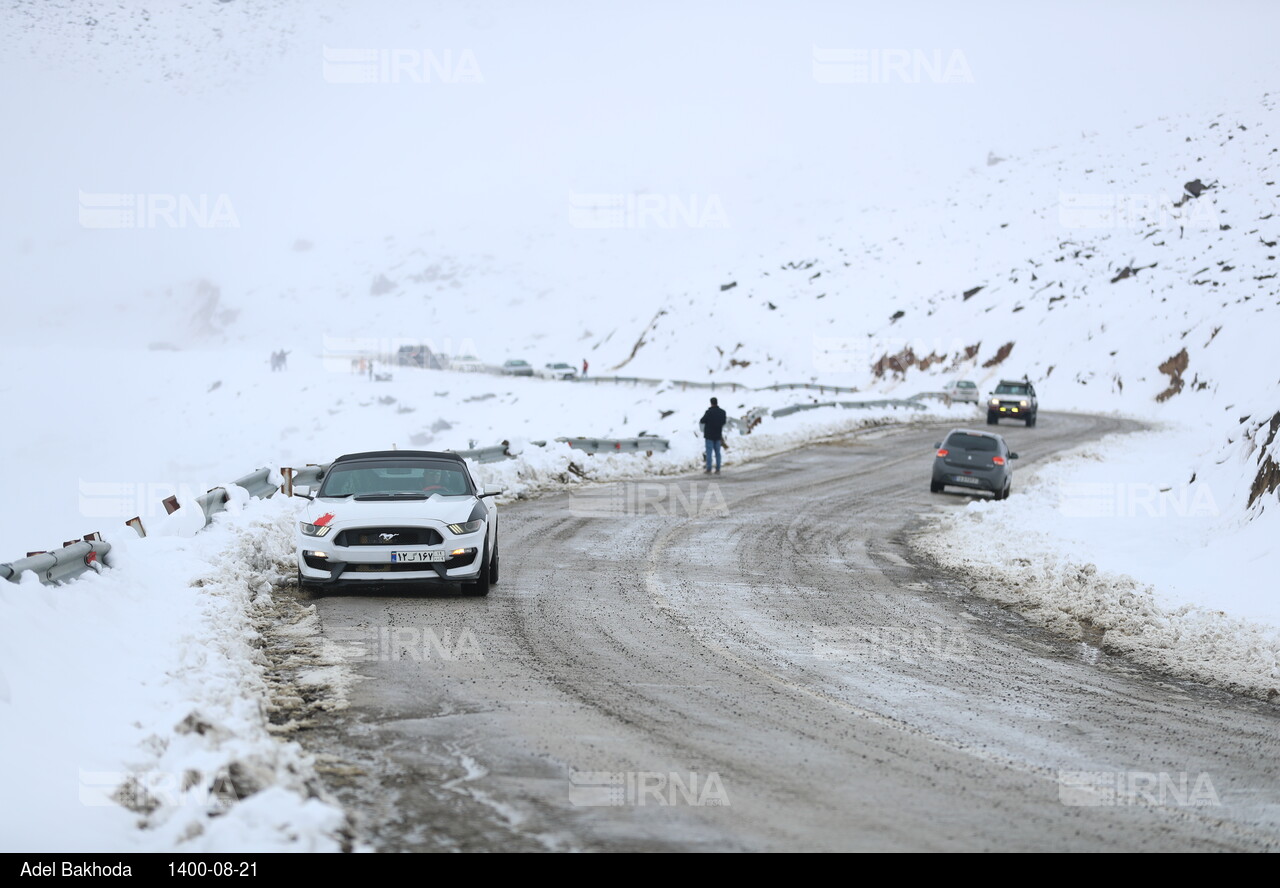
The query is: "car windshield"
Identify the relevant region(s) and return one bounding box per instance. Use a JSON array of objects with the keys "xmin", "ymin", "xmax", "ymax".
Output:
[
  {"xmin": 945, "ymin": 433, "xmax": 998, "ymax": 452},
  {"xmin": 956, "ymin": 381, "xmax": 976, "ymax": 388},
  {"xmin": 319, "ymin": 460, "xmax": 473, "ymax": 497},
  {"xmin": 994, "ymin": 383, "xmax": 1029, "ymax": 395}
]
